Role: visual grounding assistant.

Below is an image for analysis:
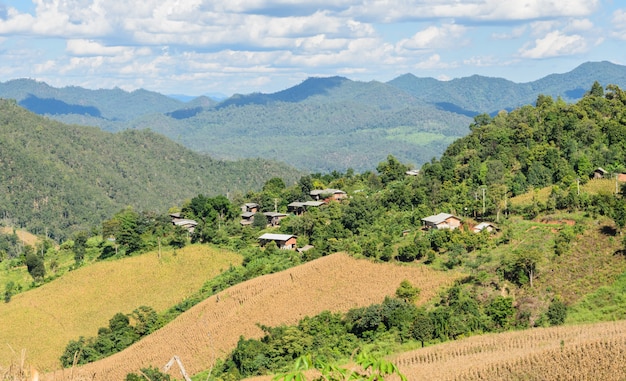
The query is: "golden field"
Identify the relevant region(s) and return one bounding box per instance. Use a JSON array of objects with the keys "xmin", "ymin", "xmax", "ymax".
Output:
[
  {"xmin": 244, "ymin": 320, "xmax": 626, "ymax": 381},
  {"xmin": 392, "ymin": 320, "xmax": 626, "ymax": 380},
  {"xmin": 43, "ymin": 253, "xmax": 462, "ymax": 380},
  {"xmin": 0, "ymin": 245, "xmax": 241, "ymax": 372}
]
